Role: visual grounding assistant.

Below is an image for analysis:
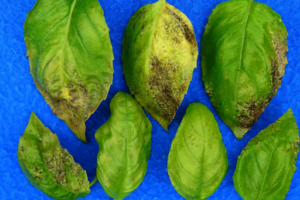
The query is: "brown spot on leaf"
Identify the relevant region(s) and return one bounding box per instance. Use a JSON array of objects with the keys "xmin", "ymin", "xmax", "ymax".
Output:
[
  {"xmin": 237, "ymin": 95, "xmax": 272, "ymax": 129},
  {"xmin": 167, "ymin": 8, "xmax": 197, "ymax": 46},
  {"xmin": 238, "ymin": 32, "xmax": 287, "ymax": 130},
  {"xmin": 149, "ymin": 56, "xmax": 180, "ymax": 122},
  {"xmin": 271, "ymin": 34, "xmax": 287, "ymax": 93}
]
